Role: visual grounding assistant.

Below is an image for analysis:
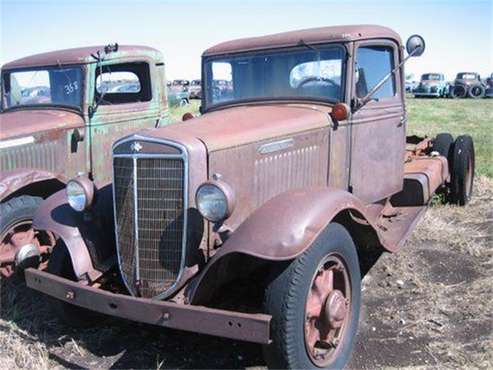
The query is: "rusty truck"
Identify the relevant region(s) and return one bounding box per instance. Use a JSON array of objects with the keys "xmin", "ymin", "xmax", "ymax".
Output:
[
  {"xmin": 0, "ymin": 44, "xmax": 170, "ymax": 277},
  {"xmin": 24, "ymin": 26, "xmax": 474, "ymax": 369}
]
